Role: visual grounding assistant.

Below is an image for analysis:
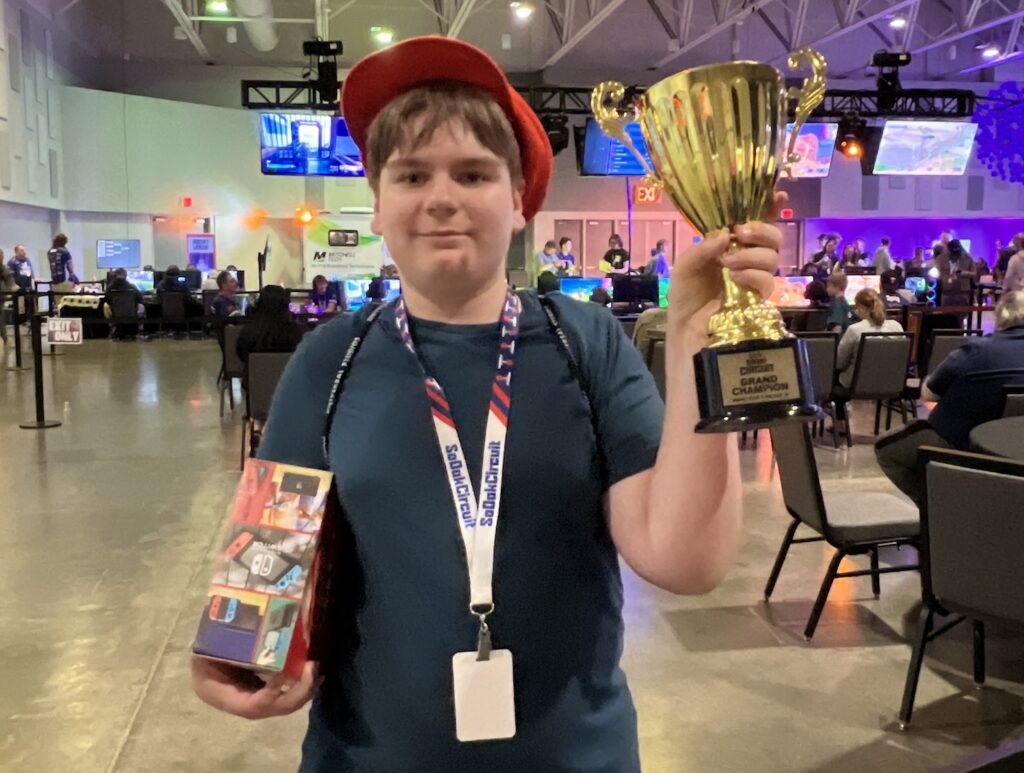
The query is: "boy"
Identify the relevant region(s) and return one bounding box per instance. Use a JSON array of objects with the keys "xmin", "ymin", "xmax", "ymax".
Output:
[
  {"xmin": 192, "ymin": 36, "xmax": 783, "ymax": 772},
  {"xmin": 825, "ymin": 272, "xmax": 851, "ymax": 332}
]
